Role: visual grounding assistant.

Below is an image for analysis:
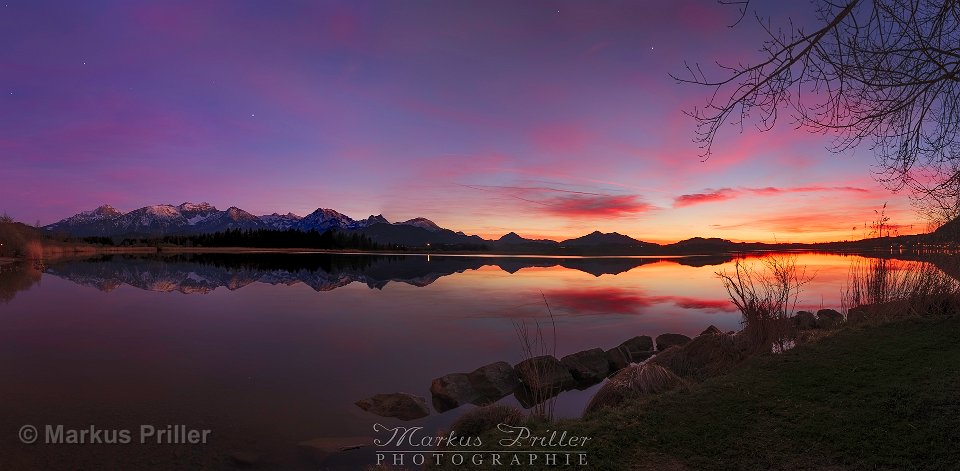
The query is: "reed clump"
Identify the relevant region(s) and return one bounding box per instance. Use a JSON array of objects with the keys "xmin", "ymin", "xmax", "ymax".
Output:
[
  {"xmin": 649, "ymin": 332, "xmax": 745, "ymax": 381},
  {"xmin": 512, "ymin": 292, "xmax": 560, "ymax": 421},
  {"xmin": 584, "ymin": 363, "xmax": 687, "ymax": 414},
  {"xmin": 716, "ymin": 254, "xmax": 811, "ymax": 354},
  {"xmin": 843, "ymin": 257, "xmax": 960, "ymax": 323}
]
